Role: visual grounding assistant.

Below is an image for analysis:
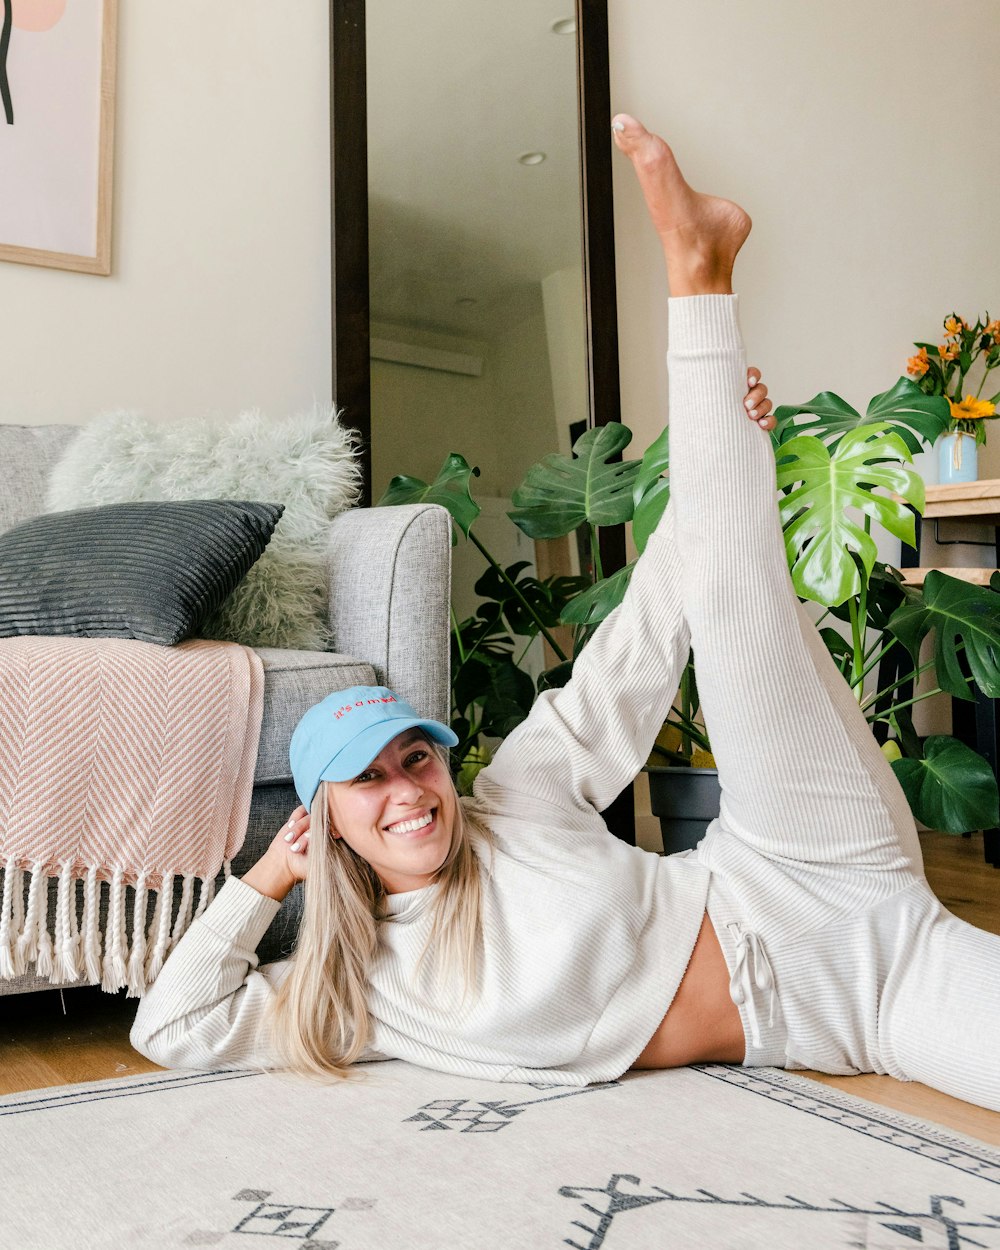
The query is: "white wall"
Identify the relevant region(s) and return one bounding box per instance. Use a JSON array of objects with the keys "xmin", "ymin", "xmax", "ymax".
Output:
[
  {"xmin": 609, "ymin": 0, "xmax": 1000, "ymax": 849},
  {"xmin": 0, "ymin": 0, "xmax": 331, "ymax": 427},
  {"xmin": 609, "ymin": 0, "xmax": 1000, "ymax": 486}
]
